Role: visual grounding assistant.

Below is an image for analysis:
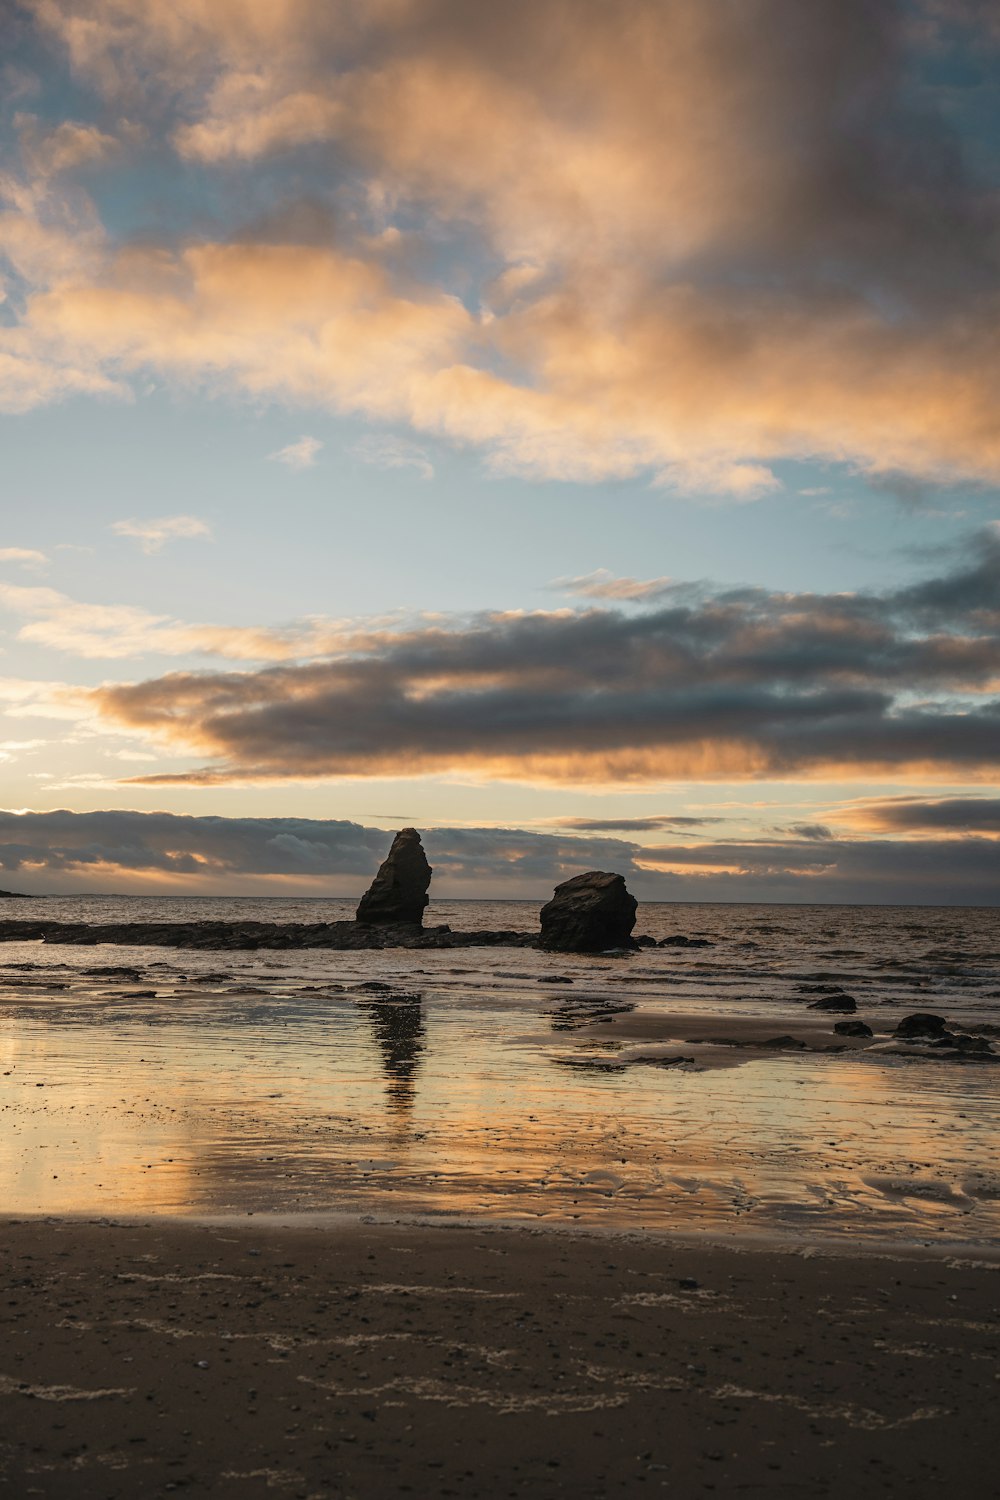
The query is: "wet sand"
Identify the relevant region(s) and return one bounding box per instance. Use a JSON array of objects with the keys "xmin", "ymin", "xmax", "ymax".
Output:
[{"xmin": 1, "ymin": 1215, "xmax": 997, "ymax": 1498}]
